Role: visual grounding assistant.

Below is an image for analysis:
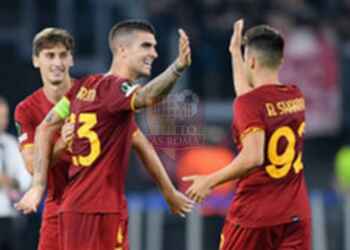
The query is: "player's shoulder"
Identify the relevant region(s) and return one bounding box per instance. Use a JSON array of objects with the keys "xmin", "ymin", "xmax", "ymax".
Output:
[
  {"xmin": 286, "ymin": 84, "xmax": 304, "ymax": 98},
  {"xmin": 234, "ymin": 84, "xmax": 303, "ymax": 104},
  {"xmin": 259, "ymin": 83, "xmax": 303, "ymax": 97},
  {"xmin": 99, "ymin": 74, "xmax": 136, "ymax": 96},
  {"xmin": 233, "ymin": 89, "xmax": 260, "ymax": 110},
  {"xmin": 102, "ymin": 74, "xmax": 128, "ymax": 86},
  {"xmin": 15, "ymin": 88, "xmax": 44, "ymax": 115}
]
